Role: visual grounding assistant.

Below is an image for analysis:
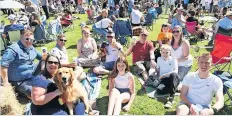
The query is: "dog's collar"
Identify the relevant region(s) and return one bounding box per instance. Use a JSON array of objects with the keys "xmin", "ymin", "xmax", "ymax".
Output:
[{"xmin": 58, "ymin": 96, "xmax": 66, "ymax": 105}]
